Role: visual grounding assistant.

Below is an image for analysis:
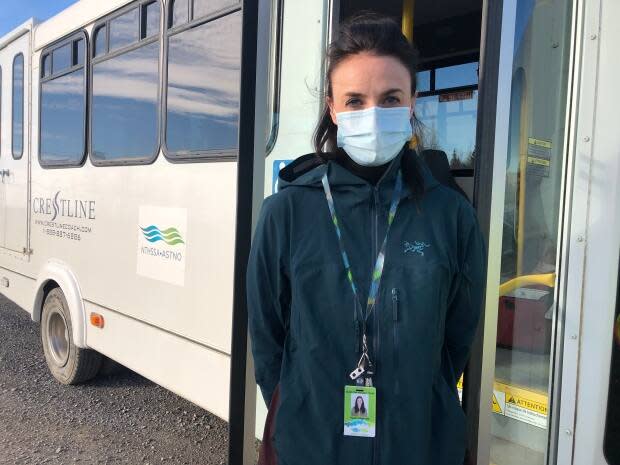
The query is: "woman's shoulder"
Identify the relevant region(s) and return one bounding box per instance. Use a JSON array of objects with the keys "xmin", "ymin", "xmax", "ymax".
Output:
[{"xmin": 259, "ymin": 153, "xmax": 327, "ymax": 218}]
